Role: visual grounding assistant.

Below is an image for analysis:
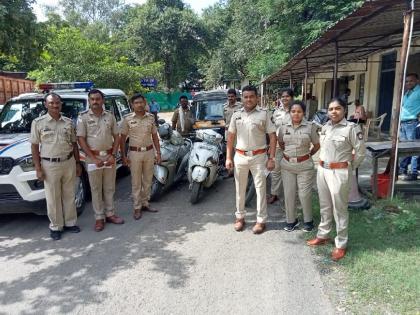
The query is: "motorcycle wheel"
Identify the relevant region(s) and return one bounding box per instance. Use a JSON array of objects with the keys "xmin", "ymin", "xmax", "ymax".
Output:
[
  {"xmin": 150, "ymin": 177, "xmax": 164, "ymax": 201},
  {"xmin": 245, "ymin": 172, "xmax": 256, "ymax": 207},
  {"xmin": 190, "ymin": 181, "xmax": 202, "ymax": 204}
]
